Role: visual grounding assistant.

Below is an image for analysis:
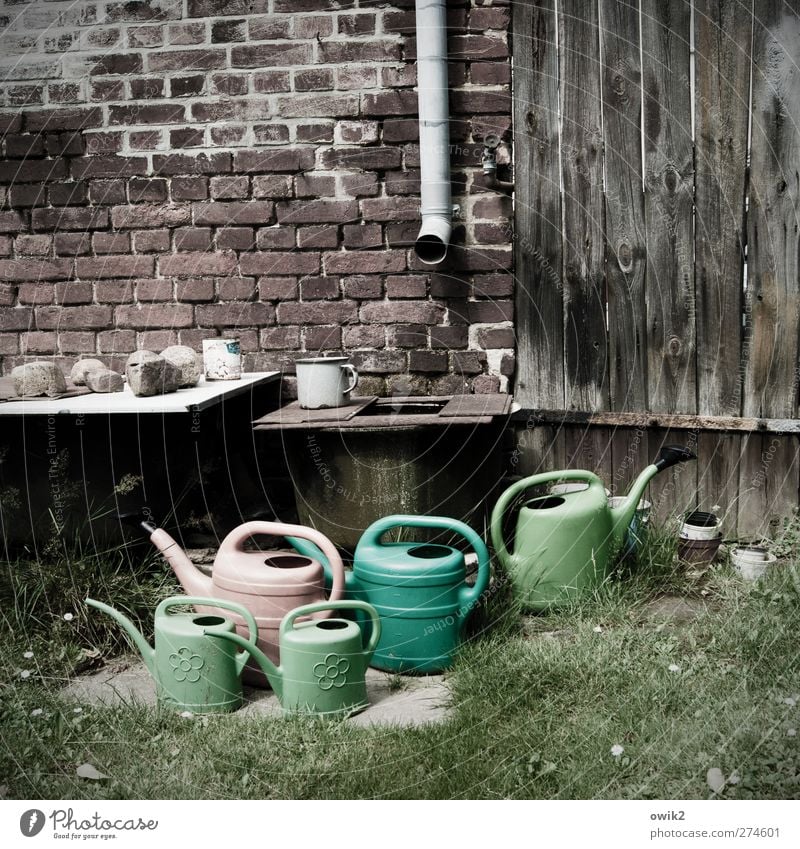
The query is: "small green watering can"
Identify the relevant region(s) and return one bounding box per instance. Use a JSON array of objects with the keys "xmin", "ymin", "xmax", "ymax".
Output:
[
  {"xmin": 490, "ymin": 446, "xmax": 696, "ymax": 611},
  {"xmin": 288, "ymin": 515, "xmax": 491, "ymax": 674},
  {"xmin": 86, "ymin": 595, "xmax": 258, "ymax": 714},
  {"xmin": 205, "ymin": 600, "xmax": 381, "ymax": 718}
]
